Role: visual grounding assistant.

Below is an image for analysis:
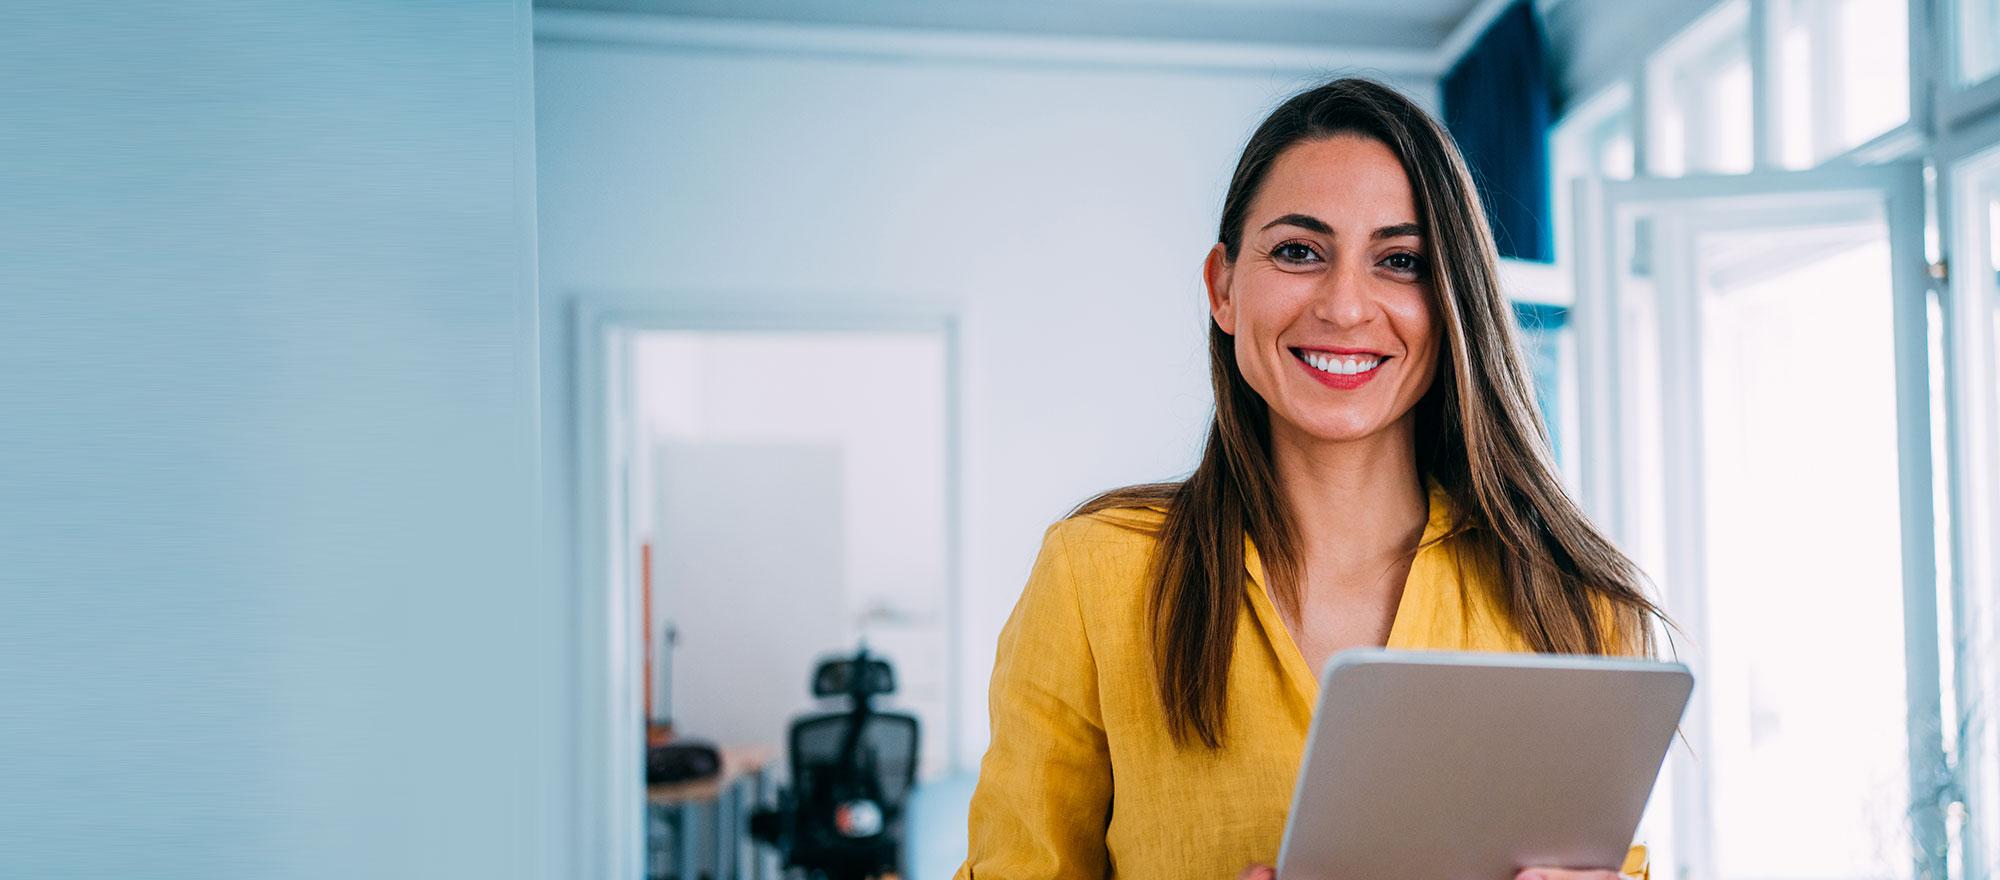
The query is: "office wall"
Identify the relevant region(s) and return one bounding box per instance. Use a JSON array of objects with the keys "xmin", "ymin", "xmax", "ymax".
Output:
[
  {"xmin": 0, "ymin": 3, "xmax": 553, "ymax": 878},
  {"xmin": 533, "ymin": 27, "xmax": 1440, "ymax": 777}
]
